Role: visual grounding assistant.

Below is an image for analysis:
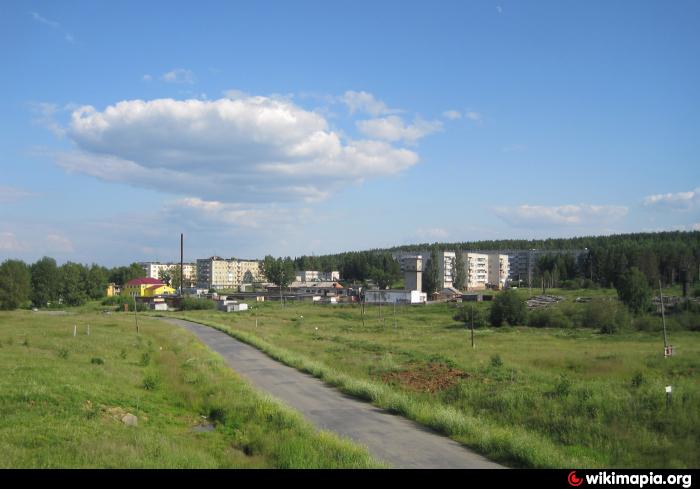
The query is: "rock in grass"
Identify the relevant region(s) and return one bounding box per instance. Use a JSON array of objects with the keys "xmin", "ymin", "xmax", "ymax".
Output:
[{"xmin": 121, "ymin": 413, "xmax": 138, "ymax": 426}]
